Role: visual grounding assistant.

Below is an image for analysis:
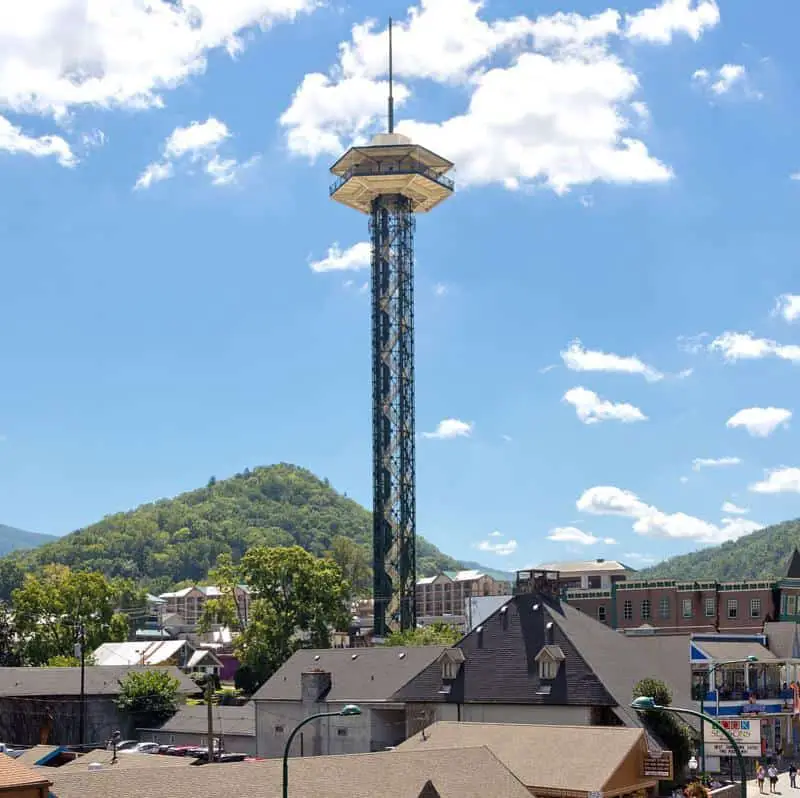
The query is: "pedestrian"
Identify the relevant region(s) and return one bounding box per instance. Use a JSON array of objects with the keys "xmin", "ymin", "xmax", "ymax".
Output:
[
  {"xmin": 768, "ymin": 764, "xmax": 779, "ymax": 793},
  {"xmin": 758, "ymin": 764, "xmax": 767, "ymax": 794},
  {"xmin": 789, "ymin": 762, "xmax": 797, "ymax": 788}
]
